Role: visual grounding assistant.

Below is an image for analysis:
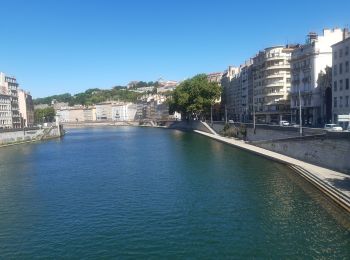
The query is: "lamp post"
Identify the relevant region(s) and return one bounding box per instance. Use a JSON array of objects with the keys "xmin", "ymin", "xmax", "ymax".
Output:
[
  {"xmin": 298, "ymin": 88, "xmax": 302, "ymax": 136},
  {"xmin": 210, "ymin": 103, "xmax": 213, "ymax": 126}
]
